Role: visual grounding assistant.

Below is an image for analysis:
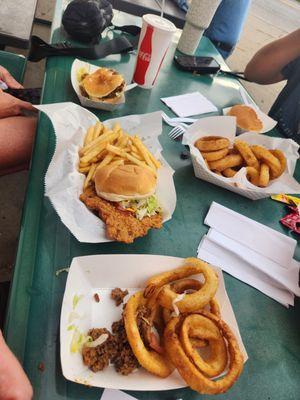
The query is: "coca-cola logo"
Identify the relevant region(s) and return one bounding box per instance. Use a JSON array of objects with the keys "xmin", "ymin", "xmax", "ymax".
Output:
[{"xmin": 138, "ymin": 51, "xmax": 151, "ymax": 62}]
